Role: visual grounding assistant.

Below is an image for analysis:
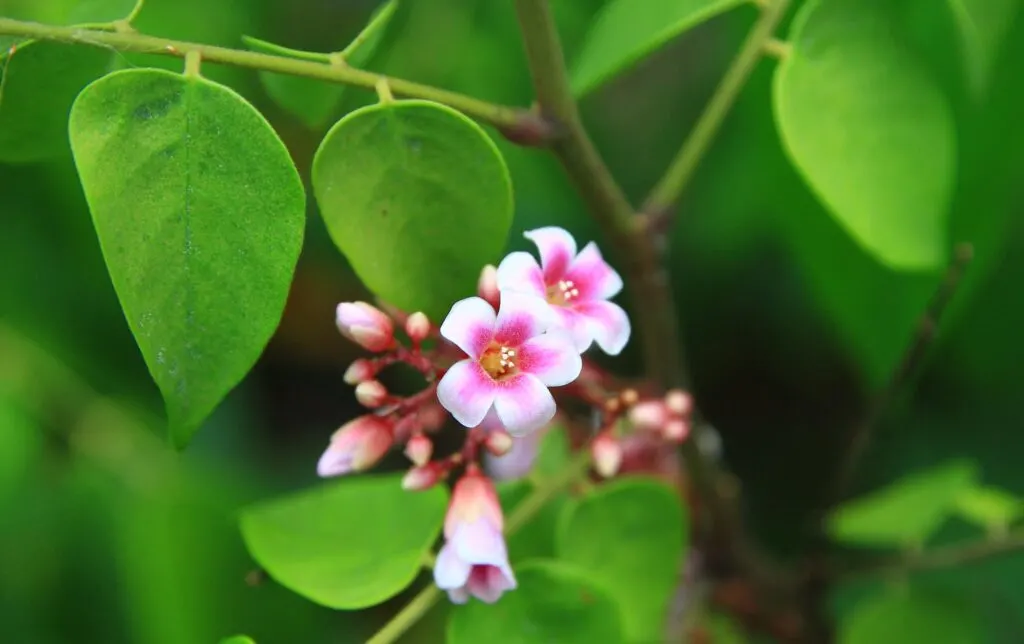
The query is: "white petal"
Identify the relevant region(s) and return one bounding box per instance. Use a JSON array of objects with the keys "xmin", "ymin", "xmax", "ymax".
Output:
[
  {"xmin": 433, "ymin": 541, "xmax": 472, "ymax": 589},
  {"xmin": 576, "ymin": 301, "xmax": 631, "ymax": 355},
  {"xmin": 495, "ymin": 251, "xmax": 545, "ymax": 297},
  {"xmin": 439, "ymin": 297, "xmax": 496, "ymax": 359},
  {"xmin": 446, "ymin": 587, "xmax": 470, "ymax": 604},
  {"xmin": 525, "ymin": 227, "xmax": 577, "ymax": 280},
  {"xmin": 494, "ymin": 291, "xmax": 555, "ymax": 346},
  {"xmin": 437, "ymin": 360, "xmax": 497, "ymax": 428},
  {"xmin": 452, "ymin": 519, "xmax": 509, "ymax": 567},
  {"xmin": 518, "ymin": 329, "xmax": 583, "ymax": 386},
  {"xmin": 493, "ymin": 373, "xmax": 556, "ymax": 436},
  {"xmin": 566, "ymin": 241, "xmax": 623, "ymax": 300}
]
